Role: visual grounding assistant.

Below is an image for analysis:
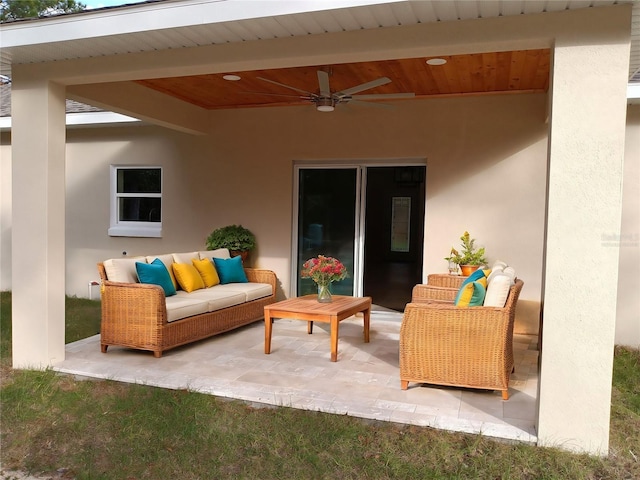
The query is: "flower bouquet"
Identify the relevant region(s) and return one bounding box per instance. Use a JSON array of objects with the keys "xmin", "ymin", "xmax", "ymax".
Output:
[{"xmin": 301, "ymin": 255, "xmax": 348, "ymax": 303}]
